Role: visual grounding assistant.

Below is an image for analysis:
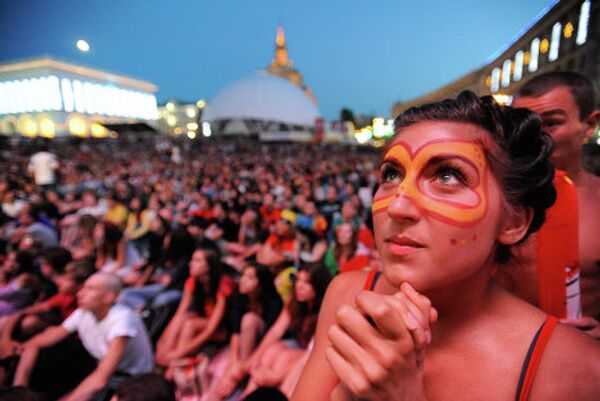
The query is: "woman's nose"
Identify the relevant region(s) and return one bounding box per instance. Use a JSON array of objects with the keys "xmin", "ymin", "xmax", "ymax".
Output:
[{"xmin": 386, "ymin": 188, "xmax": 421, "ymax": 222}]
